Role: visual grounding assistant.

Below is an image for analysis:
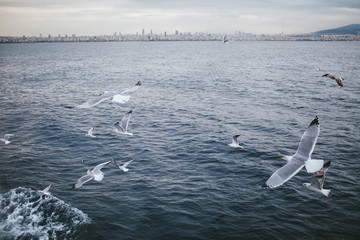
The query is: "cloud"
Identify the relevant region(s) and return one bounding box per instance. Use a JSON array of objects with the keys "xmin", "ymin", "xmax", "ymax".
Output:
[{"xmin": 0, "ymin": 0, "xmax": 359, "ymax": 36}]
